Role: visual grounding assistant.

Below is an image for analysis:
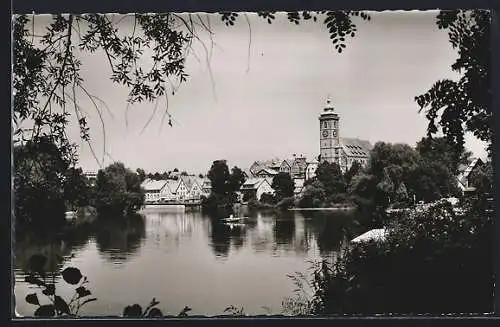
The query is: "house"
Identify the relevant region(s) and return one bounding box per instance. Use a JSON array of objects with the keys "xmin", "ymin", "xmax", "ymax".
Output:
[
  {"xmin": 255, "ymin": 167, "xmax": 279, "ymax": 178},
  {"xmin": 305, "ymin": 159, "xmax": 319, "ymax": 181},
  {"xmin": 291, "ymin": 156, "xmax": 308, "ymax": 178},
  {"xmin": 84, "ymin": 171, "xmax": 98, "ymax": 186},
  {"xmin": 294, "ymin": 178, "xmax": 305, "ymax": 196},
  {"xmin": 180, "ymin": 175, "xmax": 204, "ymax": 200},
  {"xmin": 160, "ymin": 180, "xmax": 179, "ymax": 201},
  {"xmin": 240, "ymin": 177, "xmax": 275, "ymax": 201},
  {"xmin": 279, "ymin": 159, "xmax": 293, "ymax": 174},
  {"xmin": 457, "ymin": 158, "xmax": 484, "ymax": 193},
  {"xmin": 249, "ymin": 158, "xmax": 281, "ymax": 177},
  {"xmin": 141, "ymin": 180, "xmax": 168, "ymax": 203},
  {"xmin": 175, "ymin": 178, "xmax": 190, "ymax": 200}
]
